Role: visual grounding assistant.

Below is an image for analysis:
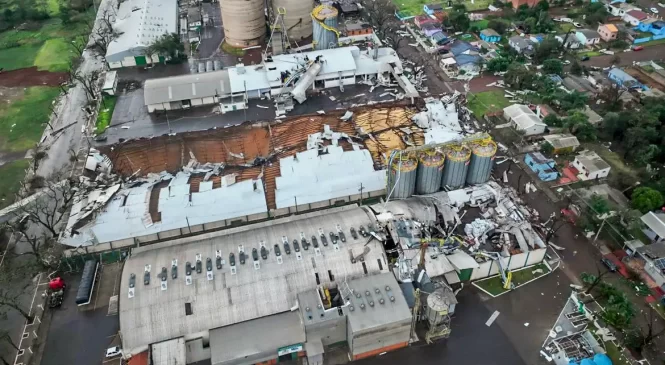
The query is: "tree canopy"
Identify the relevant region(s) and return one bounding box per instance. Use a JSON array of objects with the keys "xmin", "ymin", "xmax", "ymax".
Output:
[
  {"xmin": 631, "ymin": 187, "xmax": 664, "ymax": 213},
  {"xmin": 147, "ymin": 33, "xmax": 185, "ymax": 61}
]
